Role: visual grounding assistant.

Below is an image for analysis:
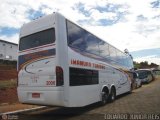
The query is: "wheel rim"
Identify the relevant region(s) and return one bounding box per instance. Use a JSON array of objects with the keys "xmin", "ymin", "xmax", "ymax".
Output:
[
  {"xmin": 102, "ymin": 93, "xmax": 108, "ymax": 104},
  {"xmin": 111, "ymin": 90, "xmax": 115, "ymax": 100}
]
